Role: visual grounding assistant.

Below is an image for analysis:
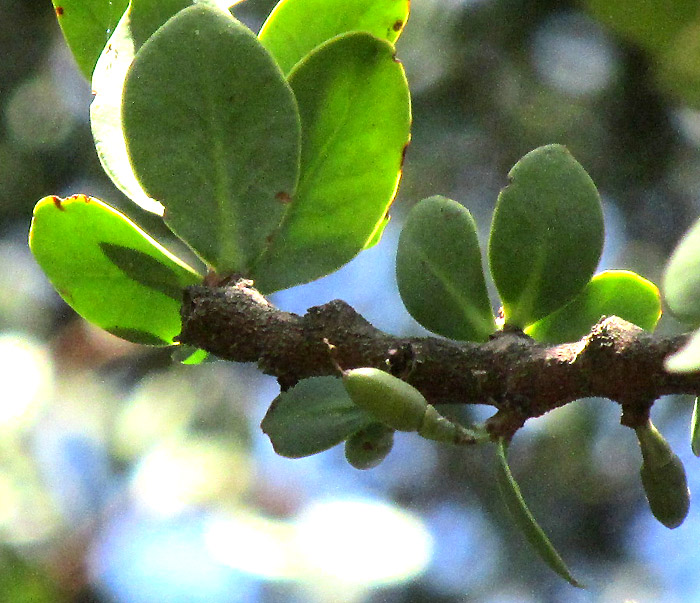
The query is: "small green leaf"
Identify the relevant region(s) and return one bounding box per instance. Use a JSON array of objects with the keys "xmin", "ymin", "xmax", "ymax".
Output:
[
  {"xmin": 495, "ymin": 438, "xmax": 583, "ymax": 588},
  {"xmin": 344, "ymin": 422, "xmax": 395, "ymax": 470},
  {"xmin": 525, "ymin": 270, "xmax": 661, "ymax": 344},
  {"xmin": 396, "ymin": 196, "xmax": 495, "ymax": 342},
  {"xmin": 663, "ymin": 217, "xmax": 700, "ymax": 326},
  {"xmin": 252, "ymin": 32, "xmax": 411, "ymax": 293},
  {"xmin": 665, "ymin": 328, "xmax": 700, "ymax": 373},
  {"xmin": 171, "ymin": 345, "xmax": 210, "ymax": 365},
  {"xmin": 91, "ymin": 0, "xmax": 192, "ymax": 215},
  {"xmin": 259, "ymin": 0, "xmax": 410, "ymax": 75},
  {"xmin": 29, "ymin": 195, "xmax": 201, "ymax": 345},
  {"xmin": 261, "ymin": 377, "xmax": 374, "ymax": 458},
  {"xmin": 488, "ymin": 144, "xmax": 604, "ymax": 328},
  {"xmin": 52, "ymin": 0, "xmax": 129, "ymax": 79},
  {"xmin": 692, "ymin": 398, "xmax": 700, "ymax": 457},
  {"xmin": 122, "ymin": 4, "xmax": 301, "ymax": 274}
]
